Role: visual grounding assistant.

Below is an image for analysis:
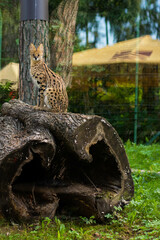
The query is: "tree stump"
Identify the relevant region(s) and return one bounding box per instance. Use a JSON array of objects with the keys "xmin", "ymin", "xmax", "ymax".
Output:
[{"xmin": 0, "ymin": 100, "xmax": 134, "ymax": 222}]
